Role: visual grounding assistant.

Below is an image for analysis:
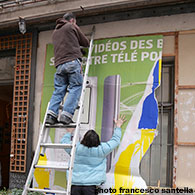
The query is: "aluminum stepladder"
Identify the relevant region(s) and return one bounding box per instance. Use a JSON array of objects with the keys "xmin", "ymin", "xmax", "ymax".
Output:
[{"xmin": 22, "ymin": 26, "xmax": 95, "ymax": 195}]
